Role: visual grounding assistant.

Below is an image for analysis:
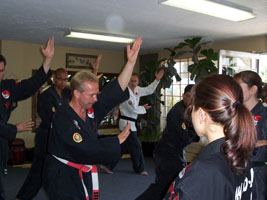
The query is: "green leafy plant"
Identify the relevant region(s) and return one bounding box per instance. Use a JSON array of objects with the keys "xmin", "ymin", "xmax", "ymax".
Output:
[
  {"xmin": 138, "ymin": 49, "xmax": 186, "ymax": 142},
  {"xmin": 174, "ymin": 37, "xmax": 218, "ymax": 82},
  {"xmin": 138, "ymin": 37, "xmax": 218, "ymax": 142}
]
